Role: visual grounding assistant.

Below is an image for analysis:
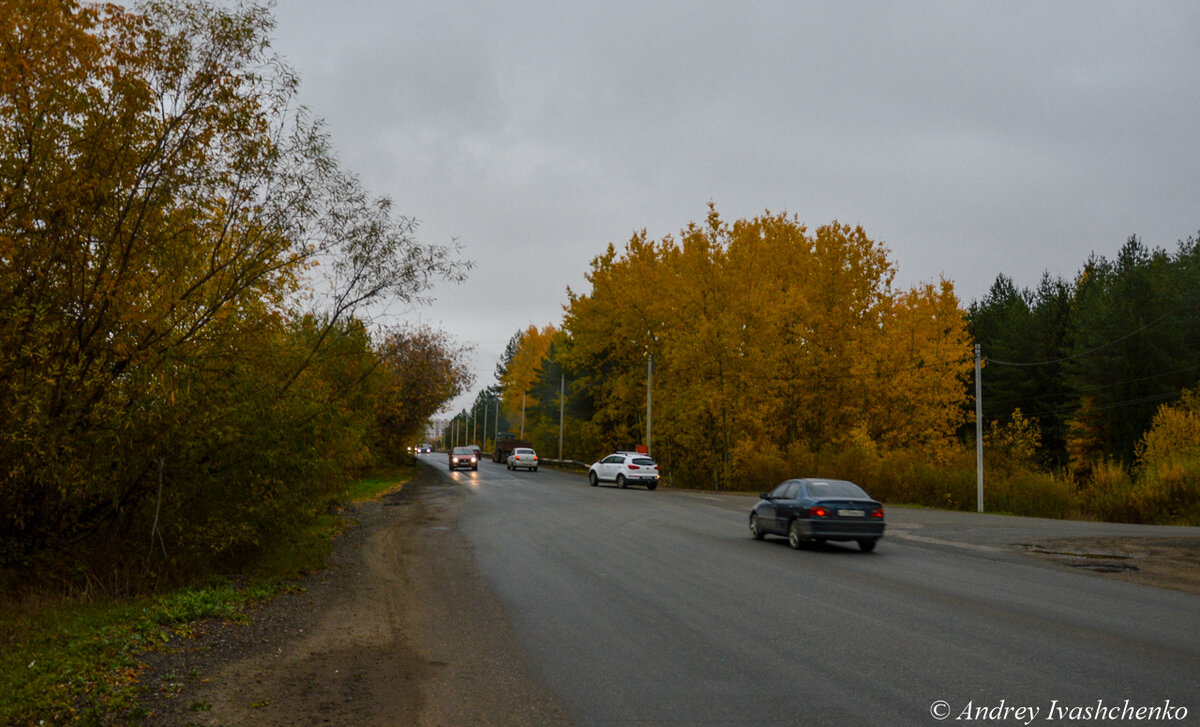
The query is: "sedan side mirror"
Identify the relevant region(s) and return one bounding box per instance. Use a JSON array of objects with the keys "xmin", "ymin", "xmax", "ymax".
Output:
[{"xmin": 759, "ymin": 493, "xmax": 771, "ymax": 500}]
